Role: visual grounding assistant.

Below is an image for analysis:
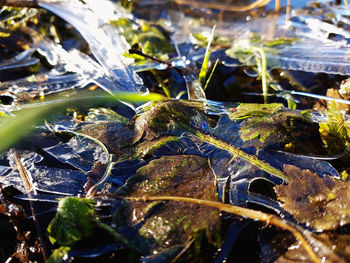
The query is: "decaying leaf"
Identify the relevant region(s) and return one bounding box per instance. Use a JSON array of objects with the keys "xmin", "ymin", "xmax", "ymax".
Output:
[
  {"xmin": 229, "ymin": 103, "xmax": 284, "ymax": 120},
  {"xmin": 322, "ymin": 79, "xmax": 350, "ymax": 114},
  {"xmin": 113, "ymin": 155, "xmax": 221, "ymax": 257},
  {"xmin": 81, "ymin": 105, "xmax": 185, "ymax": 161},
  {"xmin": 229, "ymin": 103, "xmax": 312, "ymax": 144},
  {"xmin": 134, "ymin": 100, "xmax": 206, "ymax": 141},
  {"xmin": 277, "ymin": 233, "xmax": 350, "ymax": 263},
  {"xmin": 325, "ymin": 88, "xmax": 350, "ymax": 114},
  {"xmin": 275, "ymin": 165, "xmax": 350, "ymax": 231},
  {"xmin": 240, "ymin": 111, "xmax": 312, "ymax": 144},
  {"xmin": 118, "ymin": 136, "xmax": 179, "ymax": 161},
  {"xmin": 81, "ymin": 121, "xmax": 136, "ymax": 157}
]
